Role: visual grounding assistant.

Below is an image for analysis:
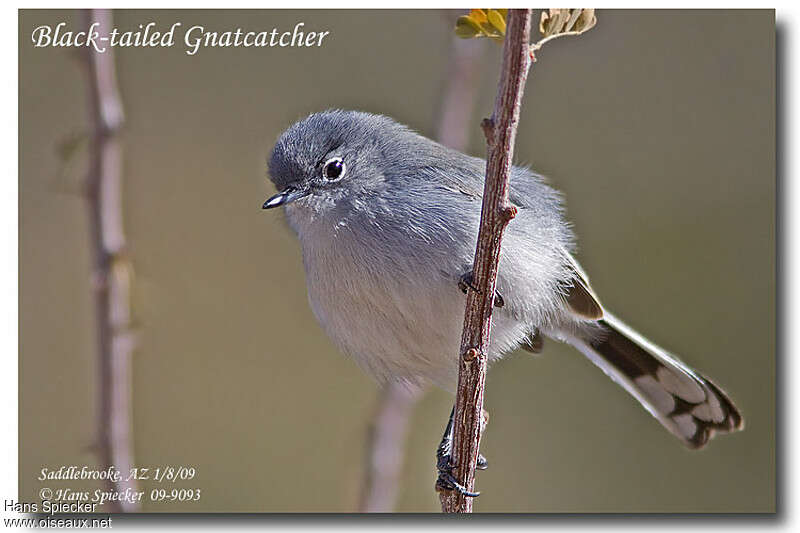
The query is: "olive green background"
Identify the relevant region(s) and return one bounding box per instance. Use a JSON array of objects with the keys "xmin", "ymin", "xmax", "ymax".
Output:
[{"xmin": 20, "ymin": 10, "xmax": 775, "ymax": 512}]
